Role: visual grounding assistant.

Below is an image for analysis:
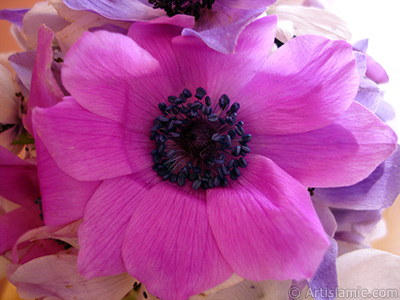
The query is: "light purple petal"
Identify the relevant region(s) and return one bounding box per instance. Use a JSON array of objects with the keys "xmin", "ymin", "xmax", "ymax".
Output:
[
  {"xmin": 8, "ymin": 50, "xmax": 36, "ymax": 91},
  {"xmin": 308, "ymin": 237, "xmax": 338, "ymax": 300},
  {"xmin": 252, "ymin": 102, "xmax": 397, "ymax": 187},
  {"xmin": 33, "ymin": 98, "xmax": 133, "ymax": 181},
  {"xmin": 122, "ymin": 184, "xmax": 232, "ymax": 300},
  {"xmin": 313, "ymin": 201, "xmax": 337, "ymax": 237},
  {"xmin": 207, "ymin": 155, "xmax": 329, "ymax": 281},
  {"xmin": 78, "ymin": 173, "xmax": 158, "ymax": 278},
  {"xmin": 375, "ymin": 99, "xmax": 396, "ymax": 122},
  {"xmin": 365, "ymin": 54, "xmax": 389, "ymax": 84},
  {"xmin": 353, "ymin": 39, "xmax": 369, "ymax": 53},
  {"xmin": 0, "ymin": 9, "xmax": 29, "ymax": 27},
  {"xmin": 218, "ymin": 0, "xmax": 276, "ymax": 9},
  {"xmin": 175, "ymin": 16, "xmax": 277, "ymax": 99},
  {"xmin": 63, "ymin": 0, "xmax": 164, "ymax": 20},
  {"xmin": 354, "ymin": 77, "xmax": 381, "ymax": 112},
  {"xmin": 183, "ymin": 3, "xmax": 268, "ymax": 53},
  {"xmin": 332, "ymin": 209, "xmax": 382, "ymax": 245},
  {"xmin": 312, "ymin": 146, "xmax": 400, "ymax": 210},
  {"xmin": 24, "ymin": 26, "xmax": 63, "ymax": 134},
  {"xmin": 9, "ymin": 254, "xmax": 135, "ymax": 300},
  {"xmin": 0, "ymin": 146, "xmax": 39, "ymax": 207},
  {"xmin": 35, "ymin": 136, "xmax": 100, "ymax": 226},
  {"xmin": 62, "ymin": 30, "xmax": 164, "ymax": 131},
  {"xmin": 240, "ymin": 35, "xmax": 359, "ymax": 135},
  {"xmin": 0, "ymin": 207, "xmax": 43, "ymax": 254}
]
